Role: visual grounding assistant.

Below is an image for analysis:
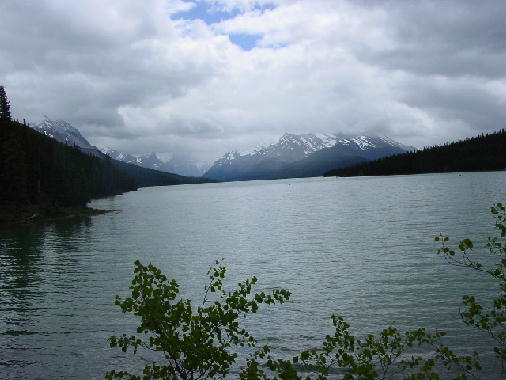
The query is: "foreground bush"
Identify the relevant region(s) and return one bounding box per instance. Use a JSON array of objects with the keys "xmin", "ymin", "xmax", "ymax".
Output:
[
  {"xmin": 105, "ymin": 260, "xmax": 291, "ymax": 379},
  {"xmin": 107, "ymin": 203, "xmax": 505, "ymax": 379}
]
